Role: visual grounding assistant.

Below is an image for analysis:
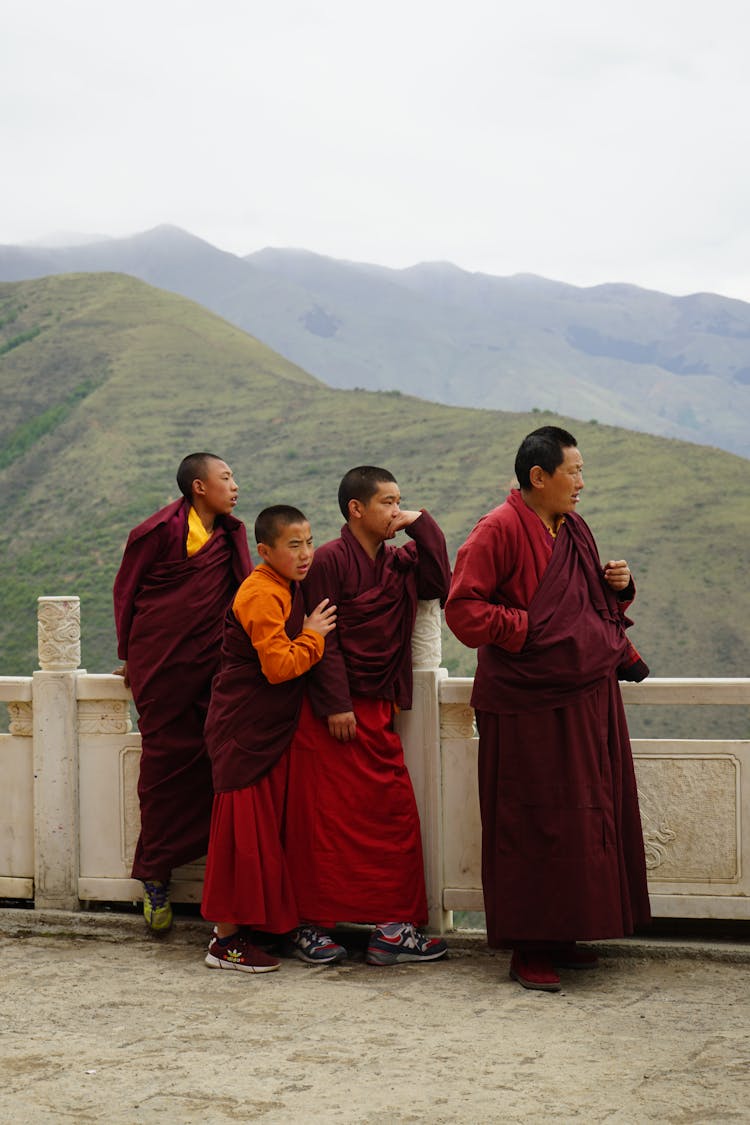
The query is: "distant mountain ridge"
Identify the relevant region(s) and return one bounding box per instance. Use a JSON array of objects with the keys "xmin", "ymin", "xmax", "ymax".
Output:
[
  {"xmin": 1, "ymin": 272, "xmax": 749, "ymax": 746},
  {"xmin": 1, "ymin": 224, "xmax": 749, "ymax": 457}
]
